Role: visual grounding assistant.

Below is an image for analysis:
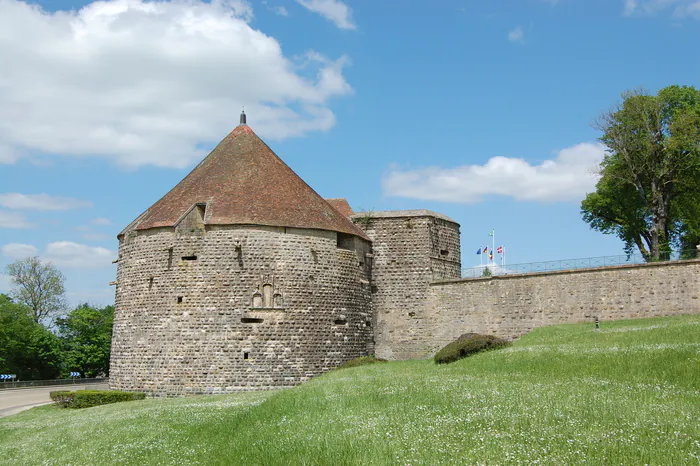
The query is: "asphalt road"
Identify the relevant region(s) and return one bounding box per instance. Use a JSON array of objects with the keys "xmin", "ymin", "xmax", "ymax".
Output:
[{"xmin": 0, "ymin": 383, "xmax": 109, "ymax": 417}]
